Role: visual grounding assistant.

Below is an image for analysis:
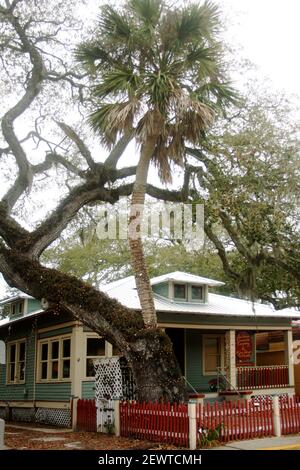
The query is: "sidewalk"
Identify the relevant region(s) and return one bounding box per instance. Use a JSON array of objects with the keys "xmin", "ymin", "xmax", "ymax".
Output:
[{"xmin": 211, "ymin": 434, "xmax": 300, "ymax": 450}]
